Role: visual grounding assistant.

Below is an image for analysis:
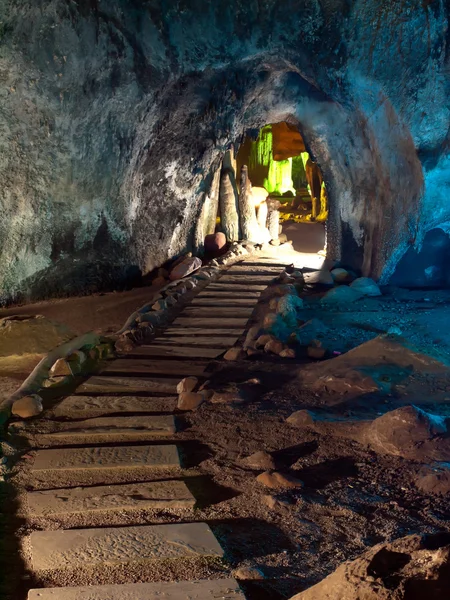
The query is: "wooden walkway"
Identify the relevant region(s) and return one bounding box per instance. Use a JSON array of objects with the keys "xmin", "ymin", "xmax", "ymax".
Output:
[{"xmin": 19, "ymin": 258, "xmax": 289, "ymax": 599}]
